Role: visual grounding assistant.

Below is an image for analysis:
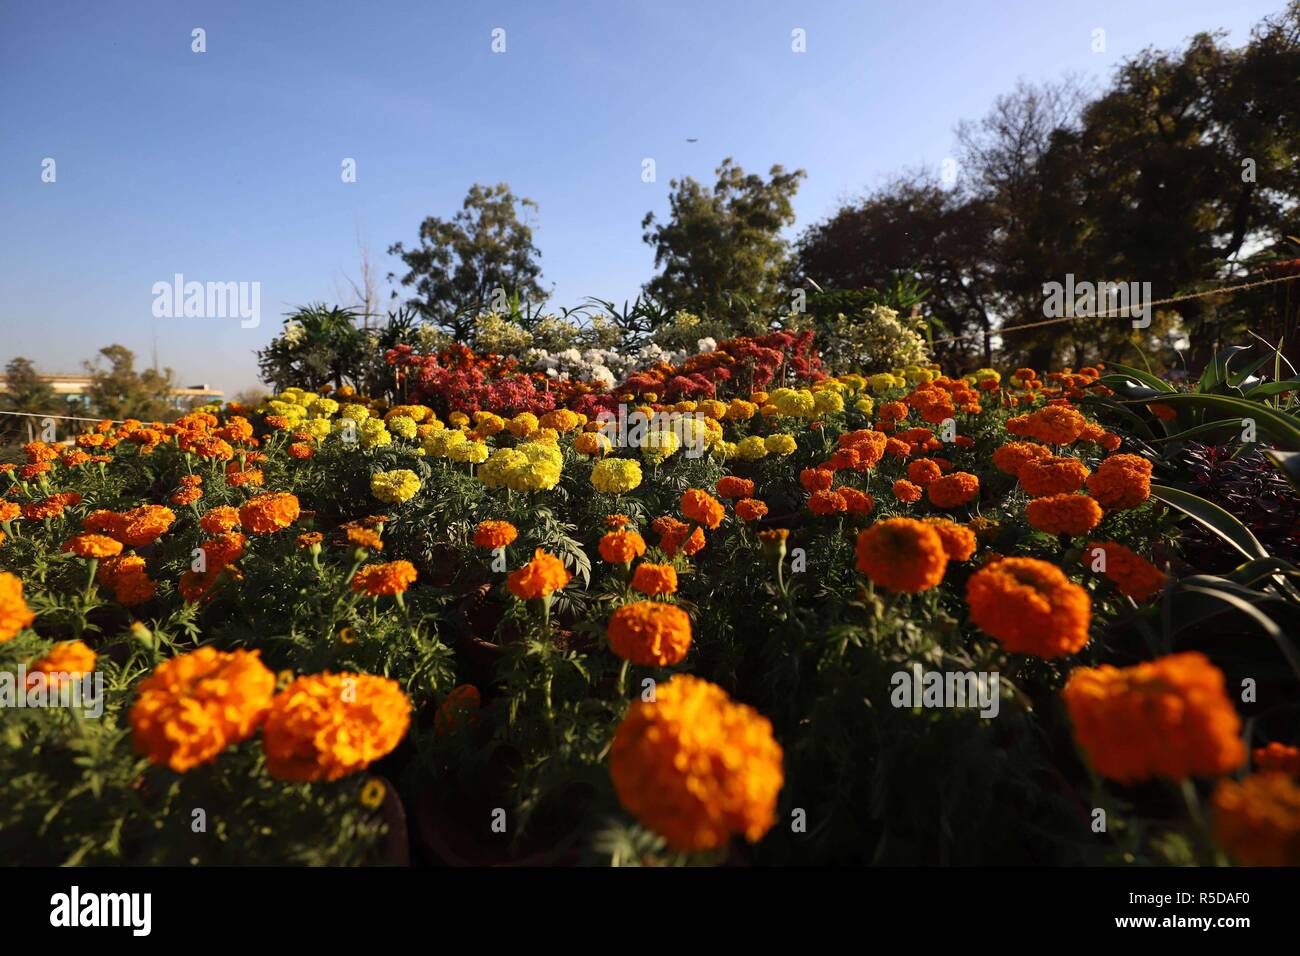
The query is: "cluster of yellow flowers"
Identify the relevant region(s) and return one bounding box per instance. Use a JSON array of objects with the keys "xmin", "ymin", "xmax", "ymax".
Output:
[
  {"xmin": 590, "ymin": 458, "xmax": 643, "ymax": 494},
  {"xmin": 478, "ymin": 441, "xmax": 563, "ymax": 491},
  {"xmin": 369, "ymin": 469, "xmax": 421, "ymax": 505}
]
